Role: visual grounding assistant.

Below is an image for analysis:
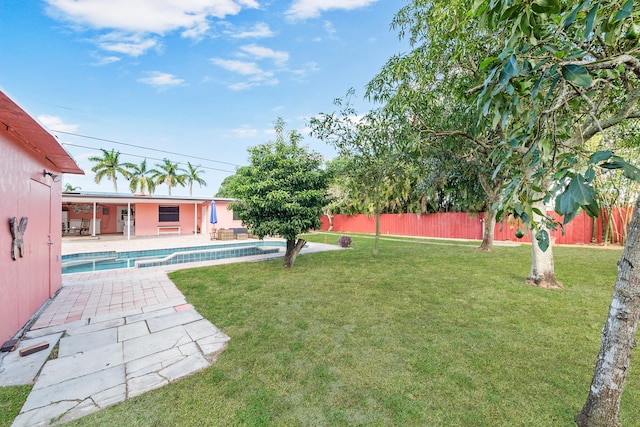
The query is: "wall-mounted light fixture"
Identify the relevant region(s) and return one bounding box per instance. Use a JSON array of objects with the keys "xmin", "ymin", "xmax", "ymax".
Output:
[{"xmin": 43, "ymin": 169, "xmax": 62, "ymax": 182}]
